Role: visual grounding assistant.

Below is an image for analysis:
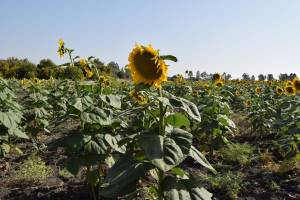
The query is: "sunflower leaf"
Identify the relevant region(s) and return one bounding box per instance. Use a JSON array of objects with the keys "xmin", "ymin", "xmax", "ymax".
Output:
[{"xmin": 160, "ymin": 55, "xmax": 178, "ymax": 62}]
